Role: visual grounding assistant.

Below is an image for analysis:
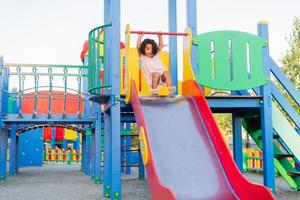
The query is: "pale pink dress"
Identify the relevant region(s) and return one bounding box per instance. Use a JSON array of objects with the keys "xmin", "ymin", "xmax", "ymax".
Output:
[{"xmin": 139, "ymin": 54, "xmax": 165, "ymax": 90}]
